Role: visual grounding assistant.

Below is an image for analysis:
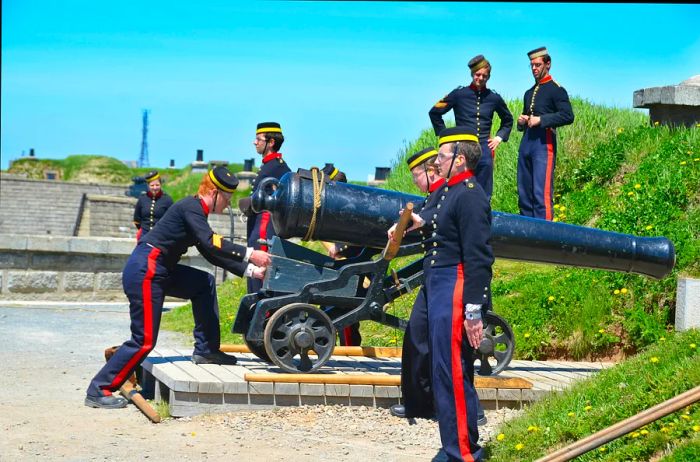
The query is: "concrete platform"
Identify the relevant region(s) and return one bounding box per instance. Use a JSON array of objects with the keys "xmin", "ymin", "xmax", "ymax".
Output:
[{"xmin": 141, "ymin": 347, "xmax": 613, "ymax": 417}]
